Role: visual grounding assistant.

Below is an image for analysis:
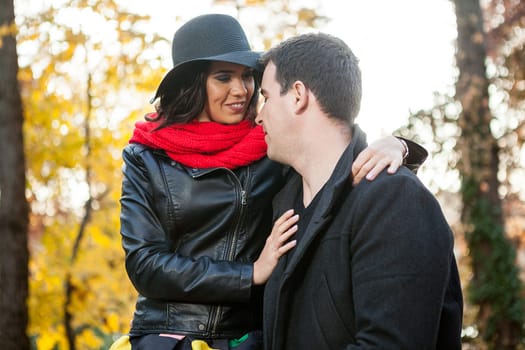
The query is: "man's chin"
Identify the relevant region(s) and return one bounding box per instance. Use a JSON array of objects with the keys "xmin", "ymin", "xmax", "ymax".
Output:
[
  {"xmin": 265, "ymin": 148, "xmax": 276, "ymax": 161},
  {"xmin": 266, "ymin": 149, "xmax": 284, "ymax": 164}
]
